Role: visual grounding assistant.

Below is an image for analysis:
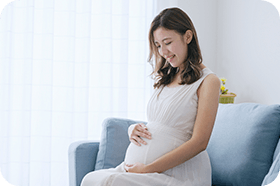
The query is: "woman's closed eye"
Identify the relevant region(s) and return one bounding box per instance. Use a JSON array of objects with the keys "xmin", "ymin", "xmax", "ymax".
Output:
[
  {"xmin": 165, "ymin": 42, "xmax": 172, "ymax": 45},
  {"xmin": 155, "ymin": 41, "xmax": 172, "ymax": 48}
]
